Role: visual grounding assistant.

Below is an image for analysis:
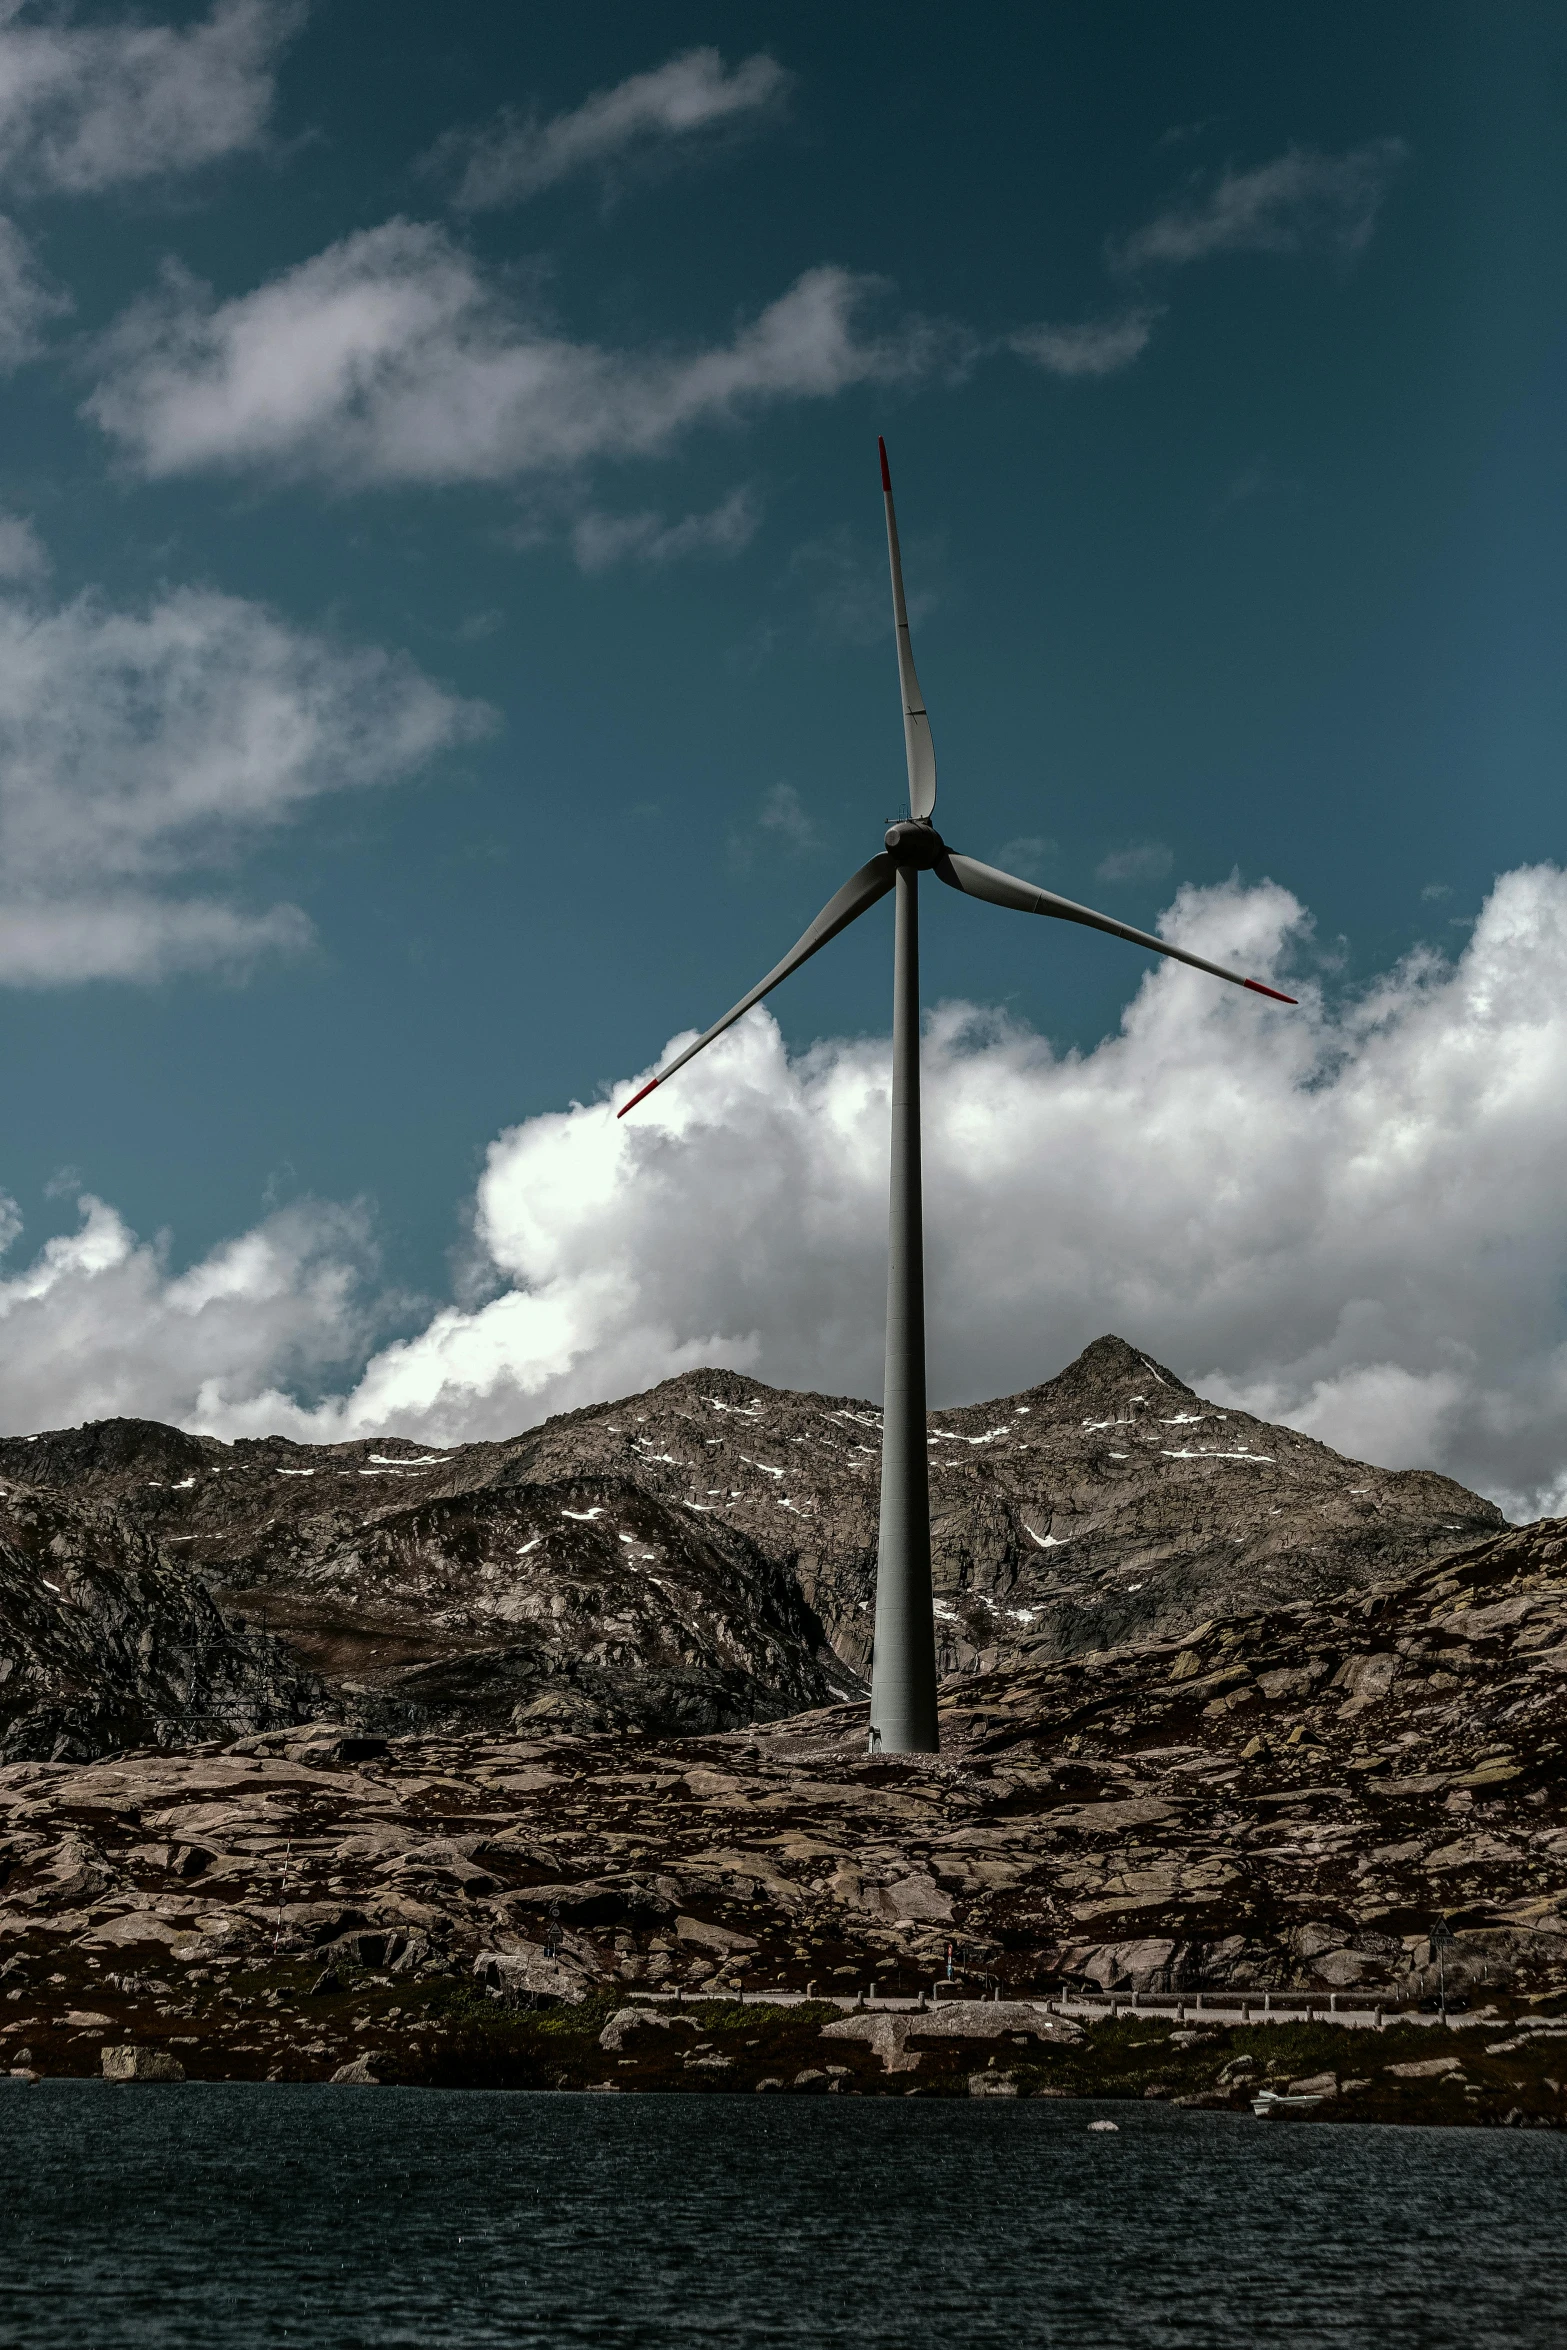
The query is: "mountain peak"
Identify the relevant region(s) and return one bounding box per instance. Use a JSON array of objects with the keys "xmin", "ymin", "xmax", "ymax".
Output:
[{"xmin": 1028, "ymin": 1335, "xmax": 1197, "ymax": 1415}]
